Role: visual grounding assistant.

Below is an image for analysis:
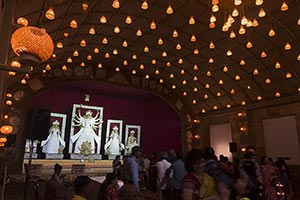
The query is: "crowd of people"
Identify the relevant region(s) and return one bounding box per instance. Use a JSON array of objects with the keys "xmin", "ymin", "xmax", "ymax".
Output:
[{"xmin": 47, "ymin": 145, "xmax": 295, "ymax": 200}]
